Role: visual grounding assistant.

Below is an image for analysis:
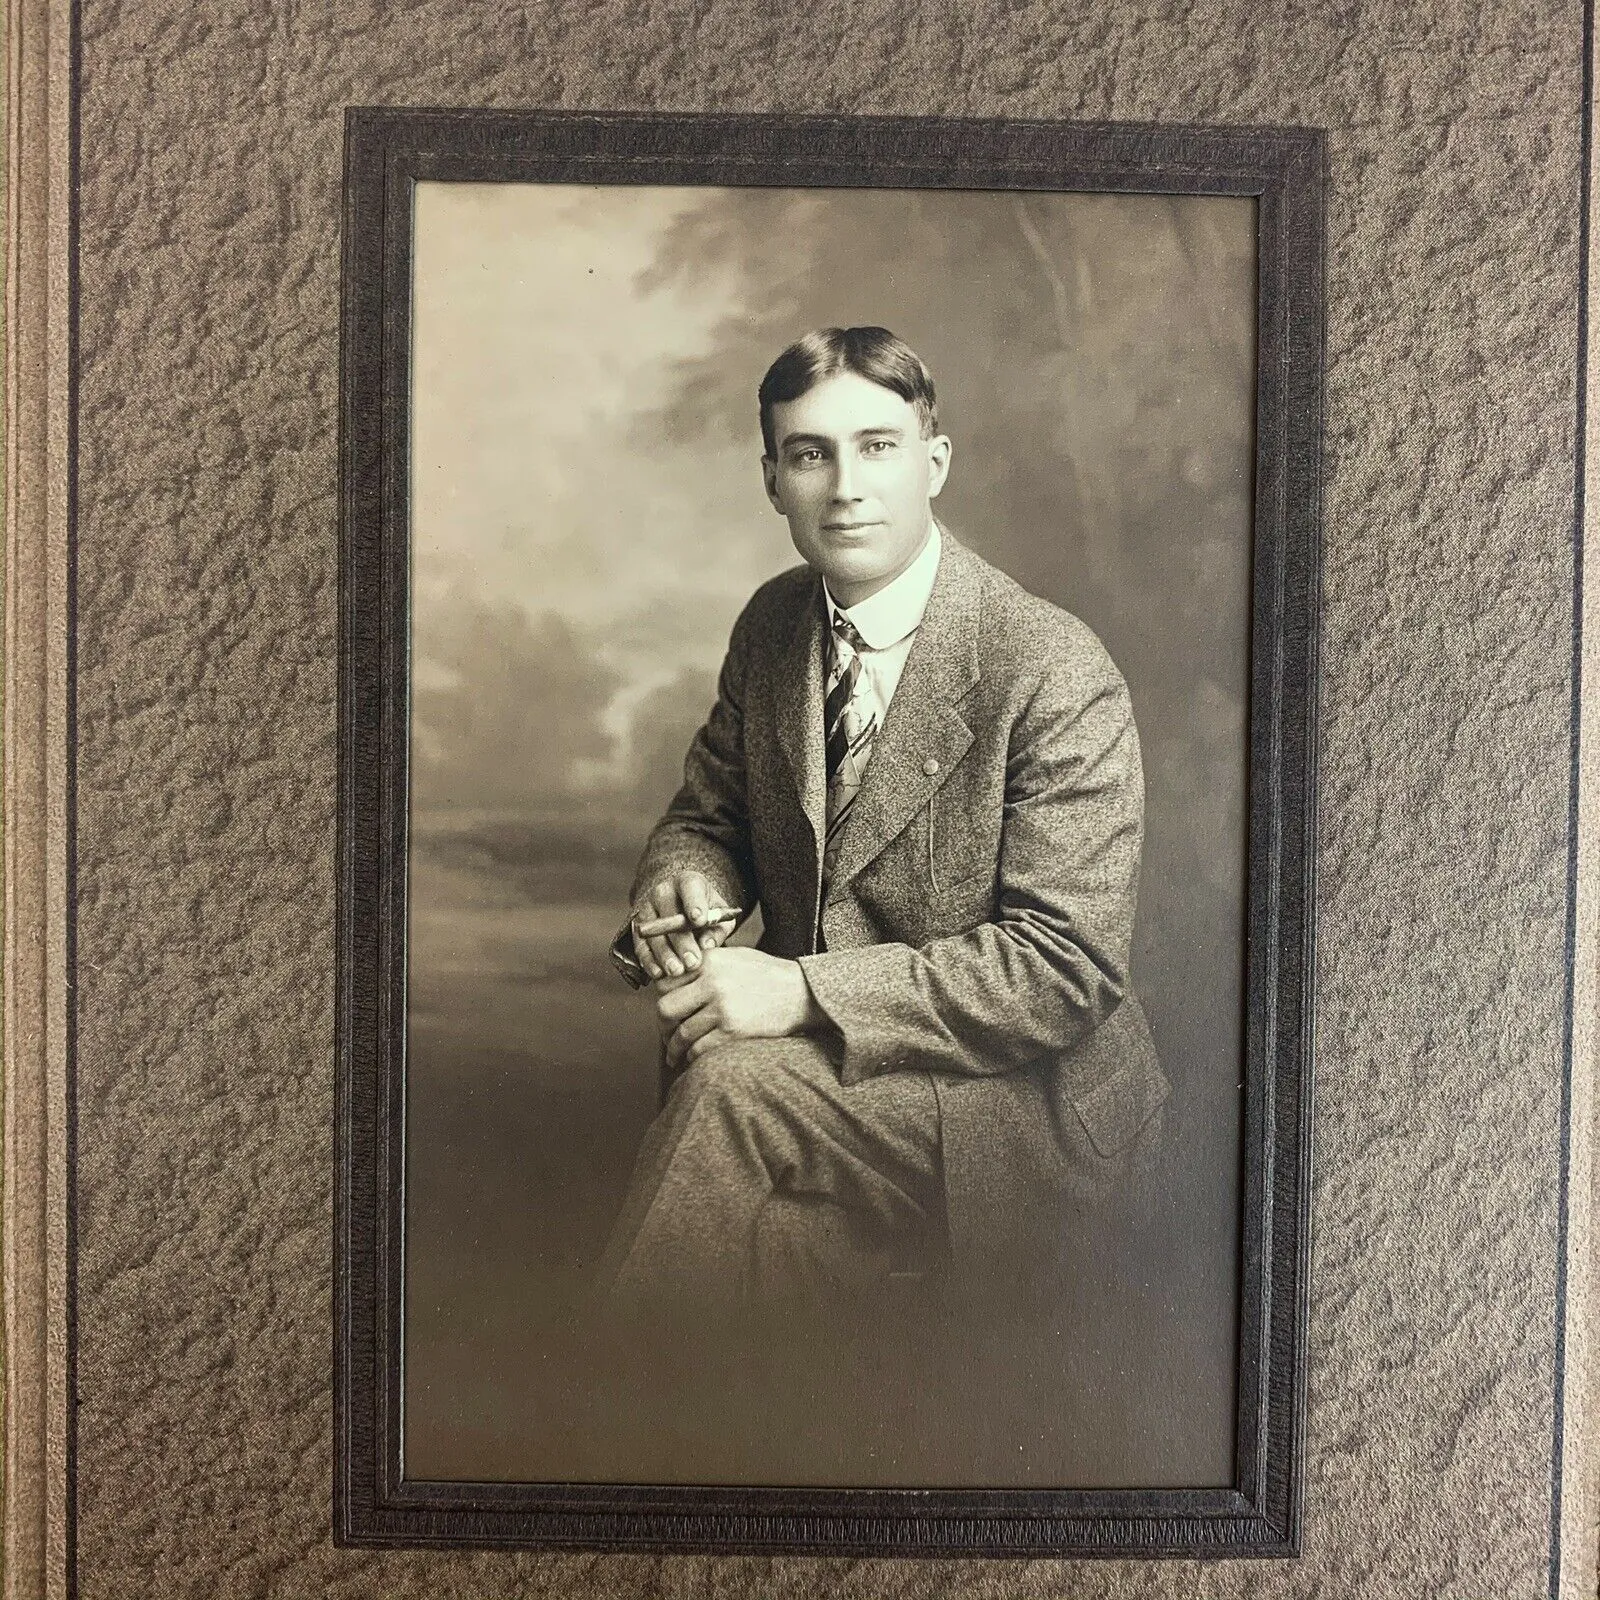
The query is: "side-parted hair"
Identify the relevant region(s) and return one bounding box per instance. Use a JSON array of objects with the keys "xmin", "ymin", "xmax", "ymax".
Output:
[{"xmin": 758, "ymin": 326, "xmax": 938, "ymax": 457}]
